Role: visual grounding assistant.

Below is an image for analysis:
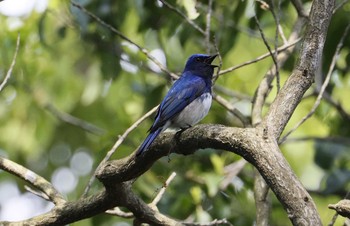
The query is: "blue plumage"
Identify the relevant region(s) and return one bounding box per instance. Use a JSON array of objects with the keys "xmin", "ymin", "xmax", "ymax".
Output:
[{"xmin": 136, "ymin": 54, "xmax": 217, "ymax": 156}]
